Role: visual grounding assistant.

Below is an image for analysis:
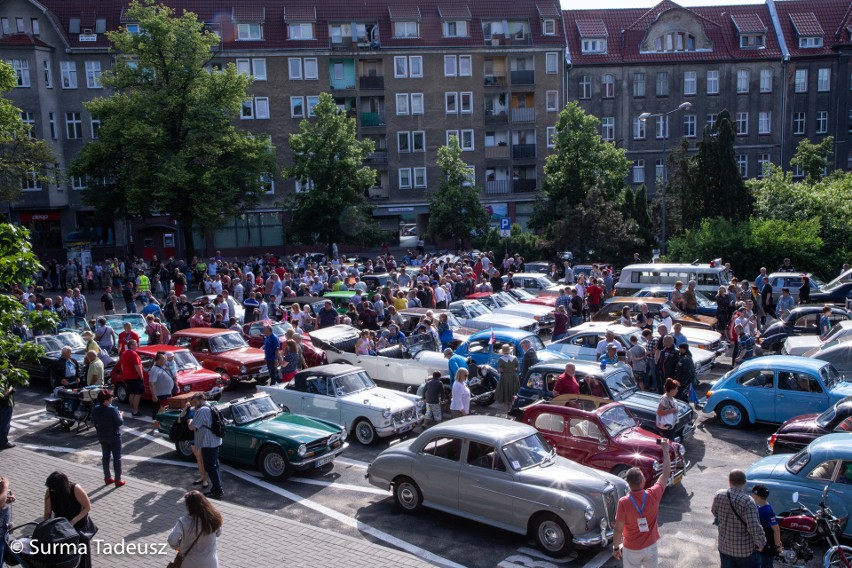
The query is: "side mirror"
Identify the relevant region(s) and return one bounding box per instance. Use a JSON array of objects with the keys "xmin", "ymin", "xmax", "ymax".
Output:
[{"xmin": 792, "ymin": 491, "xmax": 799, "ymax": 504}]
